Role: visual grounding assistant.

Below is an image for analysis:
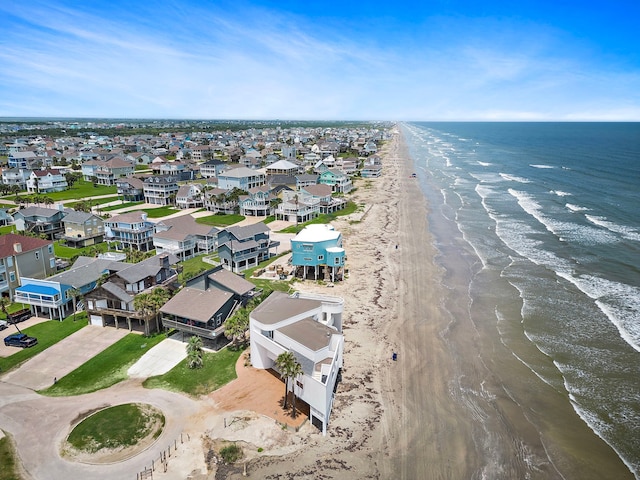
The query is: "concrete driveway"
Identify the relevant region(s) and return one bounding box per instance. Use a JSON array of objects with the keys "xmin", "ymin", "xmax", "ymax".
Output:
[
  {"xmin": 2, "ymin": 325, "xmax": 129, "ymax": 390},
  {"xmin": 127, "ymin": 336, "xmax": 187, "ymax": 378}
]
